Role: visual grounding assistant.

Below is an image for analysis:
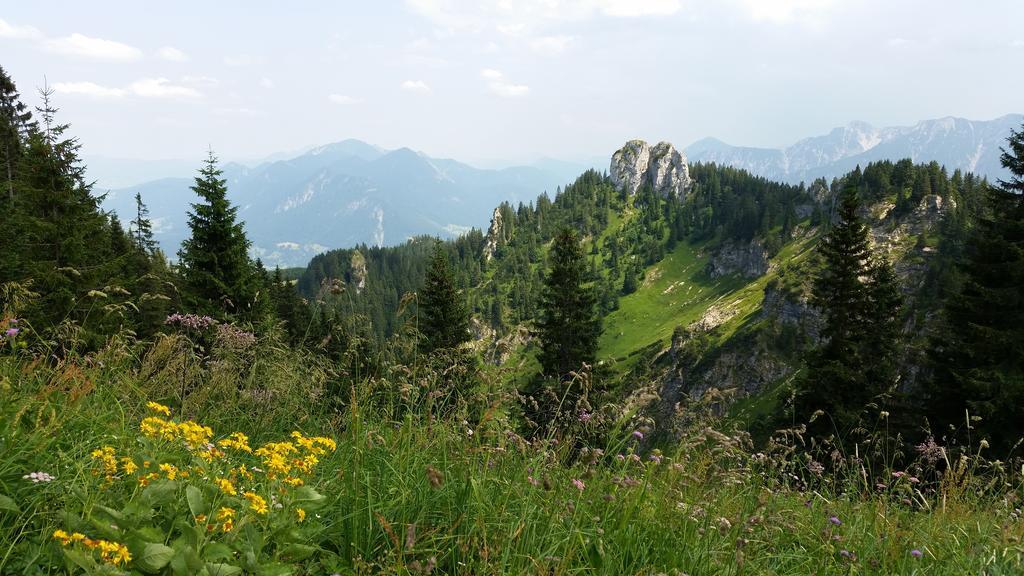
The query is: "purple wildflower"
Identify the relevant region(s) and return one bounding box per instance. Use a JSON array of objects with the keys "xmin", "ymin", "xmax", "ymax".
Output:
[
  {"xmin": 910, "ymin": 549, "xmax": 923, "ymax": 558},
  {"xmin": 579, "ymin": 411, "xmax": 592, "ymax": 423},
  {"xmin": 571, "ymin": 479, "xmax": 585, "ymax": 491},
  {"xmin": 632, "ymin": 430, "xmax": 644, "ymax": 440},
  {"xmin": 829, "ymin": 516, "xmax": 842, "ymax": 526},
  {"xmin": 4, "ymin": 327, "xmax": 18, "ymax": 337}
]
